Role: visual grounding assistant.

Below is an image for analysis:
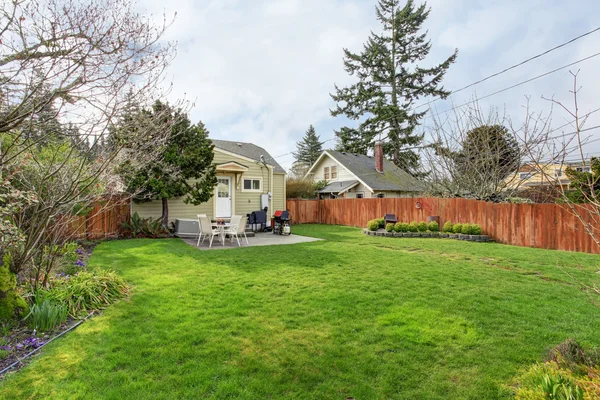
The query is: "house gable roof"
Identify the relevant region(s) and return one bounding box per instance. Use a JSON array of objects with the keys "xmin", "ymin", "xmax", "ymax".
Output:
[
  {"xmin": 211, "ymin": 139, "xmax": 286, "ymax": 174},
  {"xmin": 309, "ymin": 150, "xmax": 425, "ymax": 192}
]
